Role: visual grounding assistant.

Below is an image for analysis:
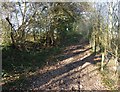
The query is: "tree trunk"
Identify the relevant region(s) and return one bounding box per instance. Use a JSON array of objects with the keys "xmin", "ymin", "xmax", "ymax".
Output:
[
  {"xmin": 94, "ymin": 35, "xmax": 97, "ymax": 53},
  {"xmin": 101, "ymin": 52, "xmax": 105, "ymax": 71},
  {"xmin": 6, "ymin": 17, "xmax": 16, "ymax": 48}
]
